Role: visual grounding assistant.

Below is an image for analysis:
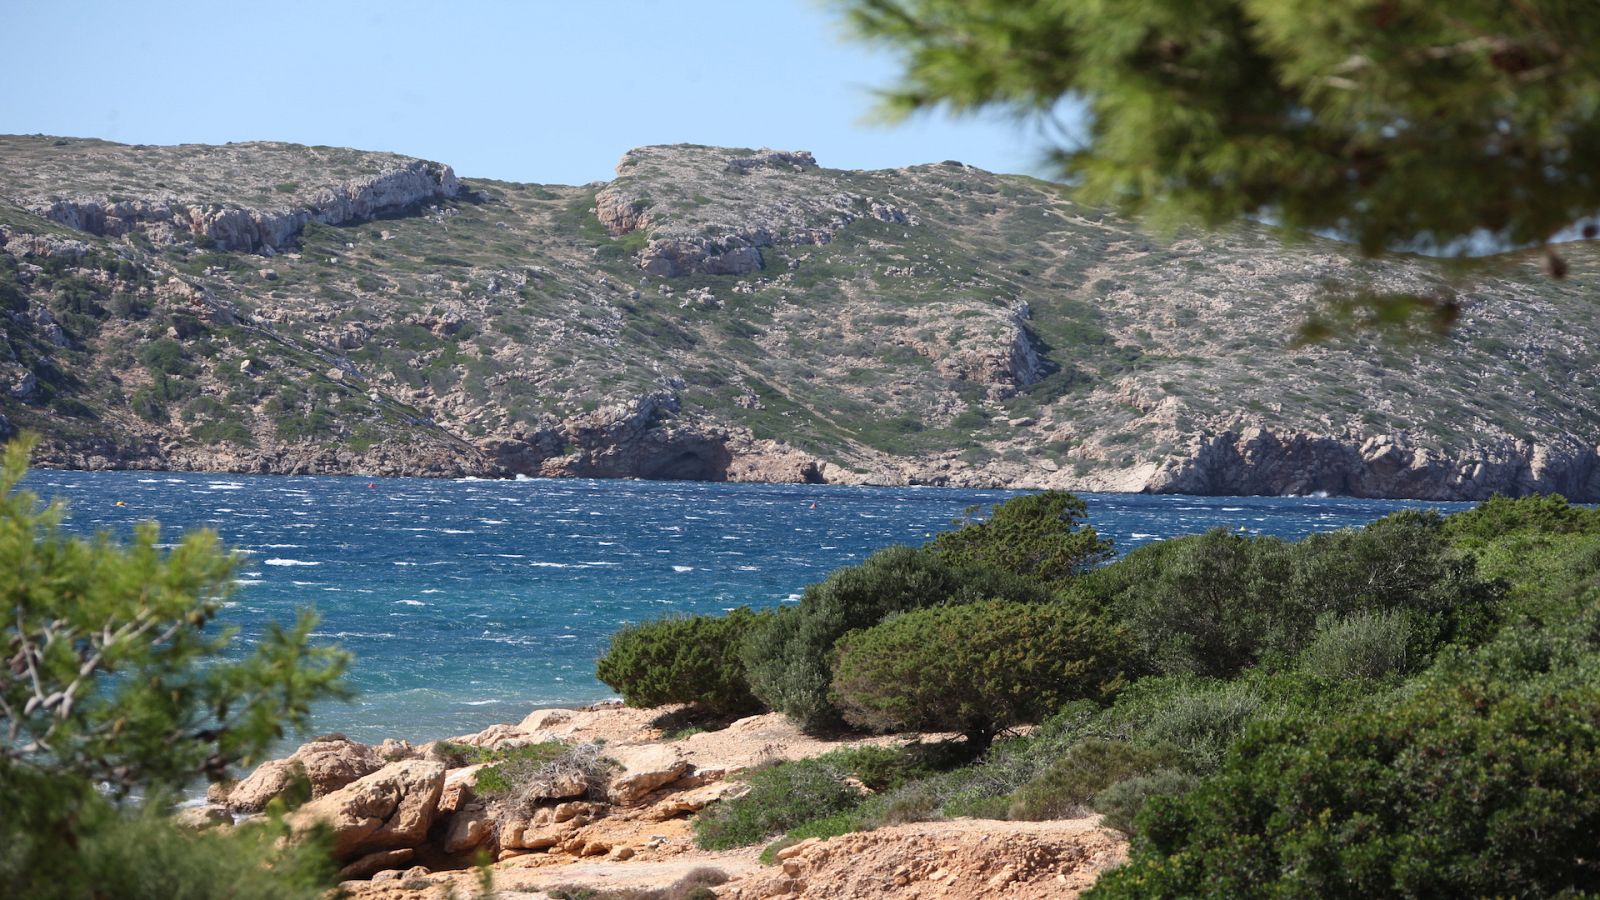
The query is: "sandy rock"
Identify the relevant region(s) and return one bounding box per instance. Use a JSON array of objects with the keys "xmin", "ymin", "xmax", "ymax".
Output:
[
  {"xmin": 339, "ymin": 848, "xmax": 414, "ymax": 880},
  {"xmin": 228, "ymin": 734, "xmax": 383, "ymax": 811},
  {"xmin": 449, "ymin": 722, "xmax": 534, "ymax": 750},
  {"xmin": 226, "ymin": 758, "xmax": 300, "ymax": 812},
  {"xmin": 438, "ymin": 764, "xmax": 486, "ymax": 814},
  {"xmin": 442, "ymin": 802, "xmax": 493, "ymax": 854},
  {"xmin": 720, "ymin": 818, "xmax": 1126, "ymax": 900},
  {"xmin": 289, "ymin": 759, "xmax": 446, "ymax": 860},
  {"xmin": 643, "ymin": 780, "xmax": 747, "ymax": 820},
  {"xmin": 173, "ymin": 805, "xmax": 232, "ymax": 829},
  {"xmin": 607, "ymin": 745, "xmax": 691, "ymax": 805},
  {"xmin": 519, "ymin": 708, "xmax": 575, "ymax": 732}
]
